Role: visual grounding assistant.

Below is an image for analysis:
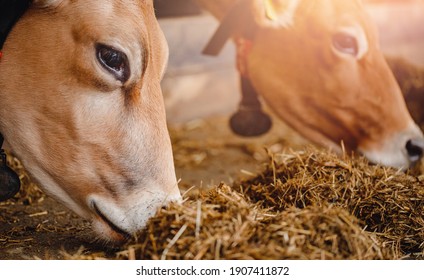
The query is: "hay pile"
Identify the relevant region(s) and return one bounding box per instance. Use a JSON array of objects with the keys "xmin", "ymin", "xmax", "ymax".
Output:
[
  {"xmin": 238, "ymin": 150, "xmax": 424, "ymax": 257},
  {"xmin": 66, "ymin": 148, "xmax": 423, "ymax": 260}
]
